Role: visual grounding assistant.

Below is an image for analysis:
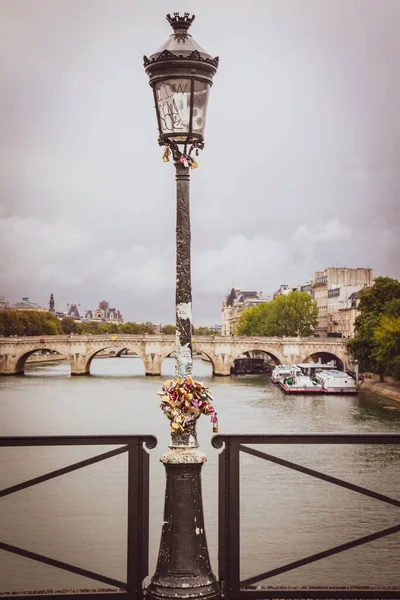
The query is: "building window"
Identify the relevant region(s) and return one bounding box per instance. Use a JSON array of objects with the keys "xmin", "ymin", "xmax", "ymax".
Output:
[
  {"xmin": 315, "ymin": 276, "xmax": 328, "ymax": 285},
  {"xmin": 328, "ymin": 288, "xmax": 340, "ymax": 298}
]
